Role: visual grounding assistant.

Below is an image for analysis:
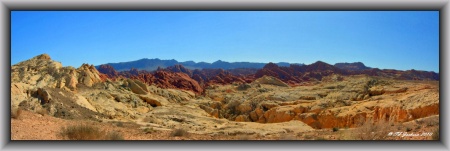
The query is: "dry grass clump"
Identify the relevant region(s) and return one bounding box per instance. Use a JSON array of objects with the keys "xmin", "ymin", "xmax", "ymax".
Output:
[
  {"xmin": 115, "ymin": 122, "xmax": 124, "ymax": 127},
  {"xmin": 106, "ymin": 131, "xmax": 125, "ymax": 140},
  {"xmin": 143, "ymin": 127, "xmax": 154, "ymax": 134},
  {"xmin": 59, "ymin": 124, "xmax": 124, "ymax": 140},
  {"xmin": 170, "ymin": 128, "xmax": 188, "ymax": 137},
  {"xmin": 352, "ymin": 118, "xmax": 393, "ymax": 140},
  {"xmin": 11, "ymin": 107, "xmax": 22, "ymax": 119},
  {"xmin": 424, "ymin": 118, "xmax": 439, "ymax": 127}
]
